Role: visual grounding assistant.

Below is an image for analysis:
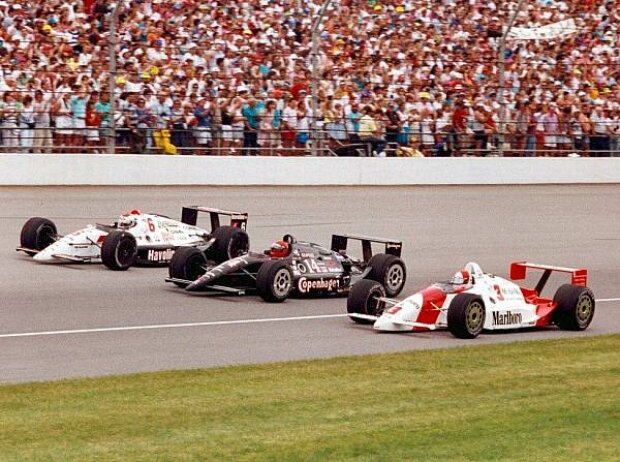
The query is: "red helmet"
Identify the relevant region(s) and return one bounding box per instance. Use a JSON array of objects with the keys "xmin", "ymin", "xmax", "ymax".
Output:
[
  {"xmin": 452, "ymin": 269, "xmax": 471, "ymax": 285},
  {"xmin": 269, "ymin": 240, "xmax": 291, "ymax": 258}
]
